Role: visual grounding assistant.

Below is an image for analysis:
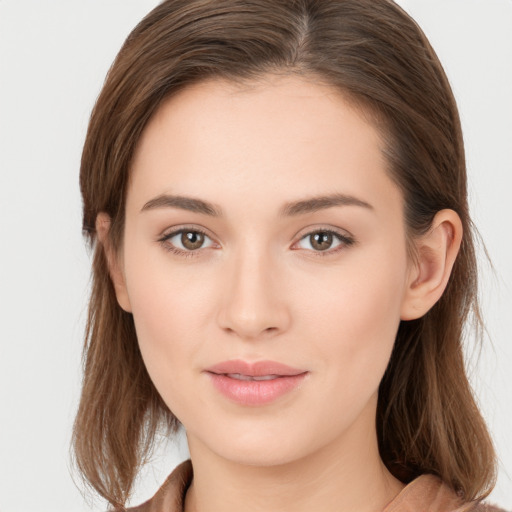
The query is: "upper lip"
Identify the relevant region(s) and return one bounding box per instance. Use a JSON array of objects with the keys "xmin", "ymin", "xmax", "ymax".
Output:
[{"xmin": 205, "ymin": 359, "xmax": 307, "ymax": 377}]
